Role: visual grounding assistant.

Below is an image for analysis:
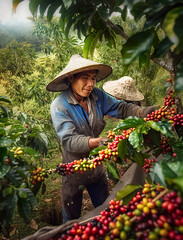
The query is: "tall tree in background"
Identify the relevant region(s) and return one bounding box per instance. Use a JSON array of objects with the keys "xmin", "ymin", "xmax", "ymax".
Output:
[
  {"xmin": 14, "ymin": 0, "xmax": 183, "ymax": 110},
  {"xmin": 33, "ymin": 17, "xmax": 83, "ymax": 73}
]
